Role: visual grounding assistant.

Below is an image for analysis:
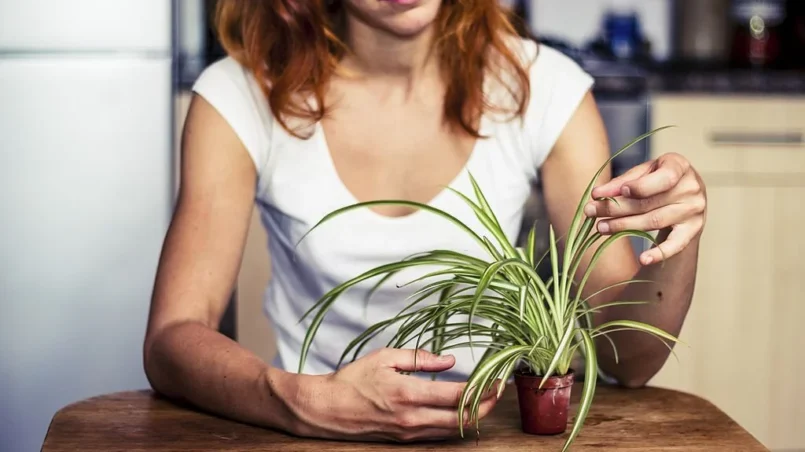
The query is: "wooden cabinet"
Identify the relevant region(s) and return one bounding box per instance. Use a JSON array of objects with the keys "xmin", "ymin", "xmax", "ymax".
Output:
[{"xmin": 647, "ymin": 94, "xmax": 805, "ymax": 451}]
